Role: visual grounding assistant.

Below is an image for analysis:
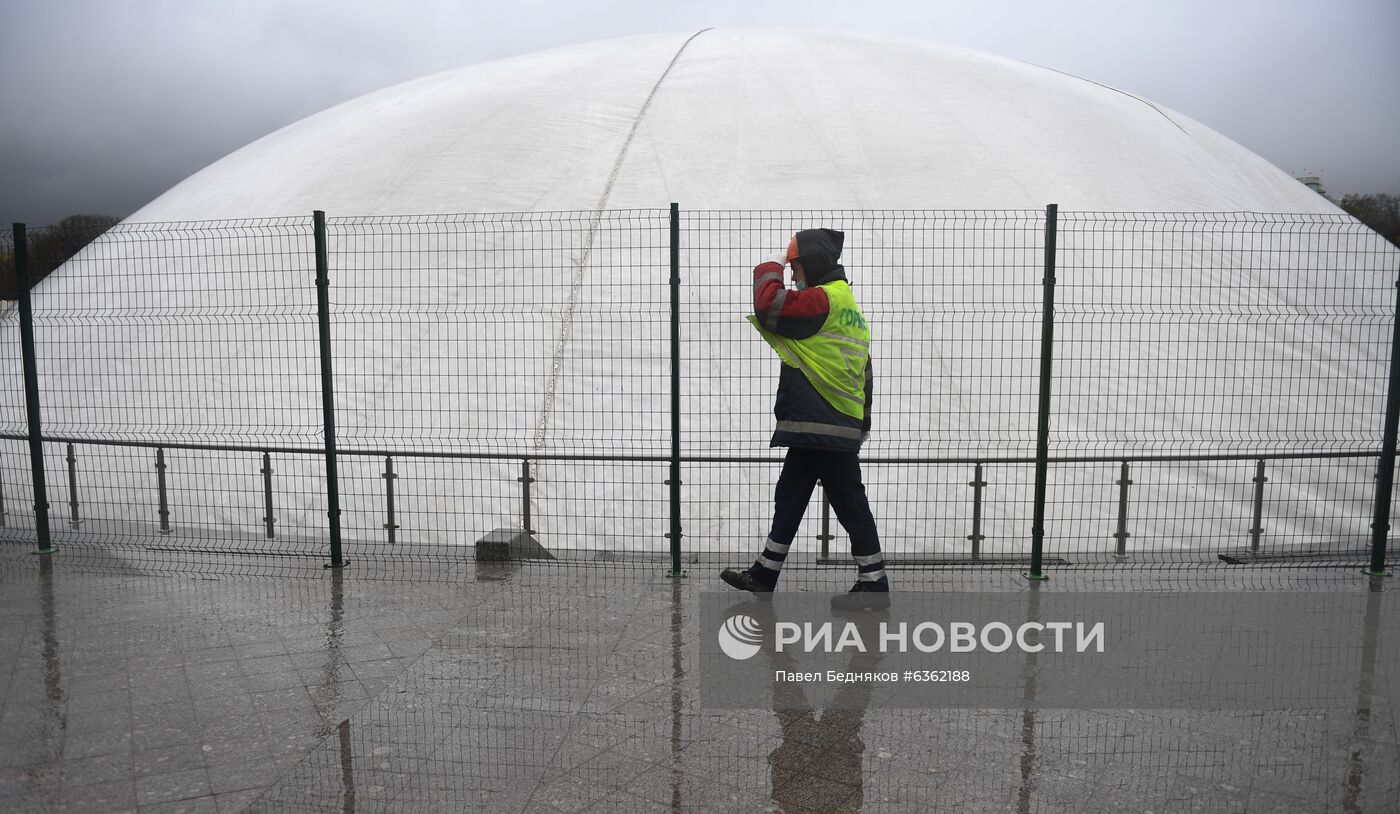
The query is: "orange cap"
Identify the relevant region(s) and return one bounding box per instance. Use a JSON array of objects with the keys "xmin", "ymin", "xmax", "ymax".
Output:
[{"xmin": 786, "ymin": 235, "xmax": 800, "ymax": 264}]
